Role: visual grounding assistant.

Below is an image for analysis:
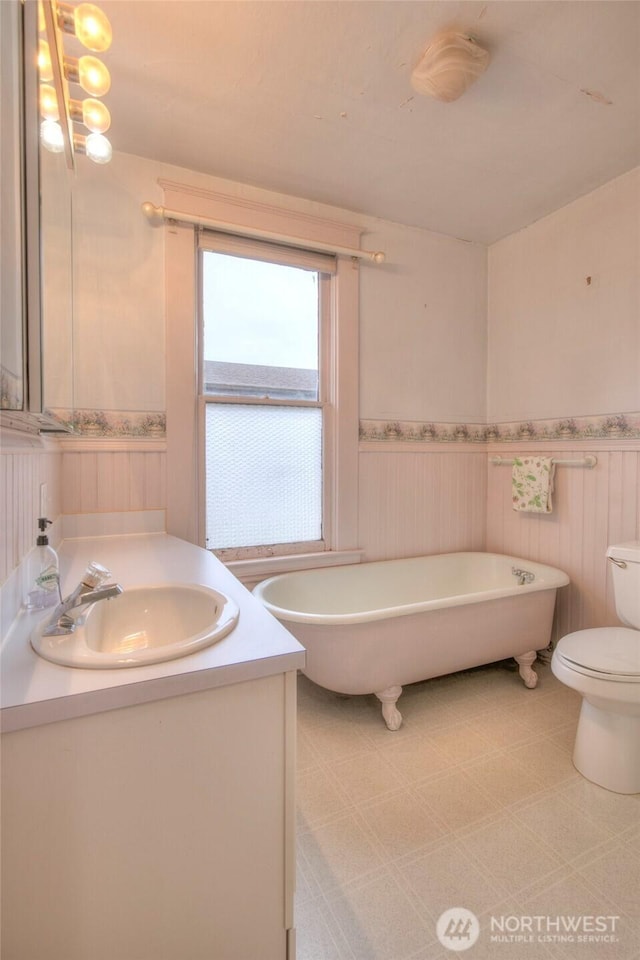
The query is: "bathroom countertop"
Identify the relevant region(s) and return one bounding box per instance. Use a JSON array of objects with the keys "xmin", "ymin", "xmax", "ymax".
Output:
[{"xmin": 0, "ymin": 533, "xmax": 305, "ymax": 733}]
